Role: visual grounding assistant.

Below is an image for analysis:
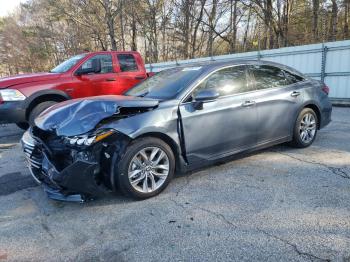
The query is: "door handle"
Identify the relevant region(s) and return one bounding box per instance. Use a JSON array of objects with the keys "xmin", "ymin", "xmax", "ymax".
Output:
[
  {"xmin": 105, "ymin": 78, "xmax": 116, "ymax": 82},
  {"xmin": 135, "ymin": 76, "xmax": 146, "ymax": 80},
  {"xmin": 291, "ymin": 91, "xmax": 301, "ymax": 97},
  {"xmin": 241, "ymin": 101, "xmax": 256, "ymax": 107}
]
